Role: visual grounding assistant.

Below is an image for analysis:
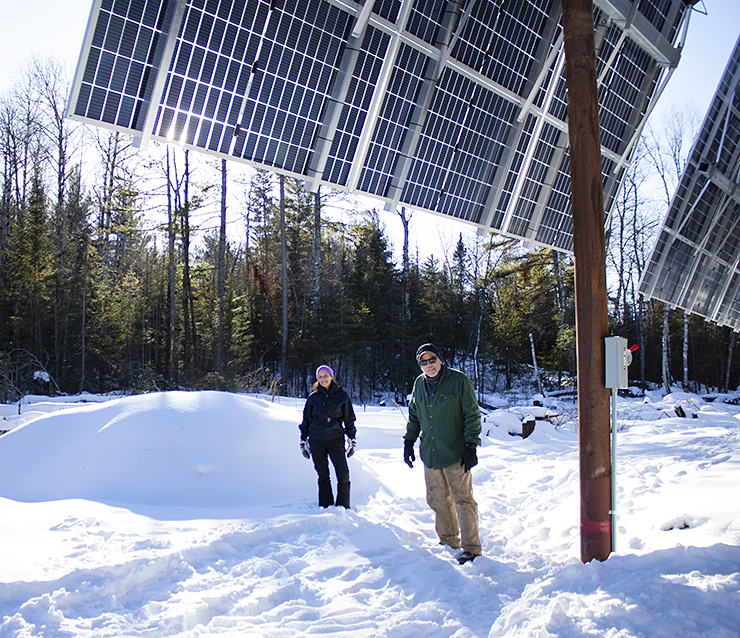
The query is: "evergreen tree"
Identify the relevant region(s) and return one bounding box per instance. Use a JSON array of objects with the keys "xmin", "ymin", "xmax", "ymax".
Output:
[
  {"xmin": 349, "ymin": 212, "xmax": 401, "ymax": 400},
  {"xmin": 5, "ymin": 165, "xmax": 53, "ymax": 361}
]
